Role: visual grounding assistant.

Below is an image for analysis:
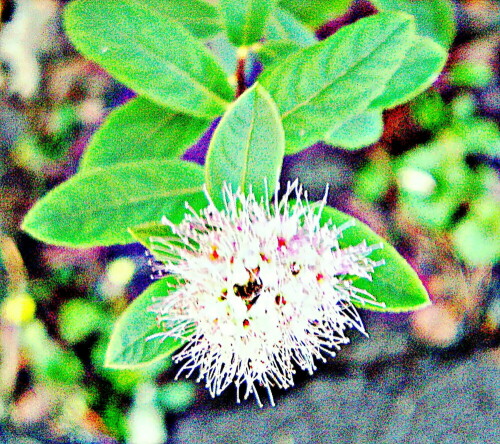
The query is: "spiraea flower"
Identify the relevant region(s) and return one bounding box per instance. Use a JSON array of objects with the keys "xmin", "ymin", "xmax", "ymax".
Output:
[{"xmin": 148, "ymin": 181, "xmax": 385, "ymax": 406}]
